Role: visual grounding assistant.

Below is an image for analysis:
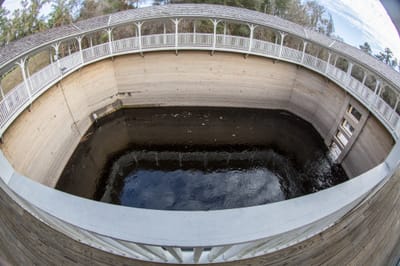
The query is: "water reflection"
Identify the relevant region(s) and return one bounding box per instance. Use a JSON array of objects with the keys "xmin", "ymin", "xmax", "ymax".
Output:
[
  {"xmin": 116, "ymin": 168, "xmax": 284, "ymax": 210},
  {"xmin": 57, "ymin": 107, "xmax": 348, "ymax": 210},
  {"xmin": 98, "ymin": 148, "xmax": 344, "ymax": 210}
]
